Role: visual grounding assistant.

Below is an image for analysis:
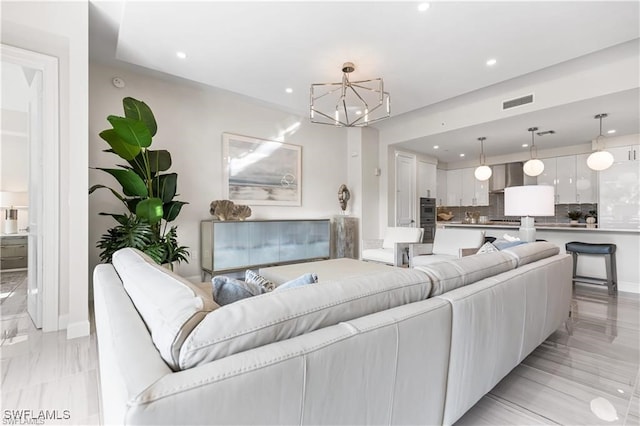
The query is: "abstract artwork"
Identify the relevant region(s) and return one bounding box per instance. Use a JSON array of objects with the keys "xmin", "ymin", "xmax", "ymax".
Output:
[{"xmin": 222, "ymin": 133, "xmax": 302, "ymax": 206}]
